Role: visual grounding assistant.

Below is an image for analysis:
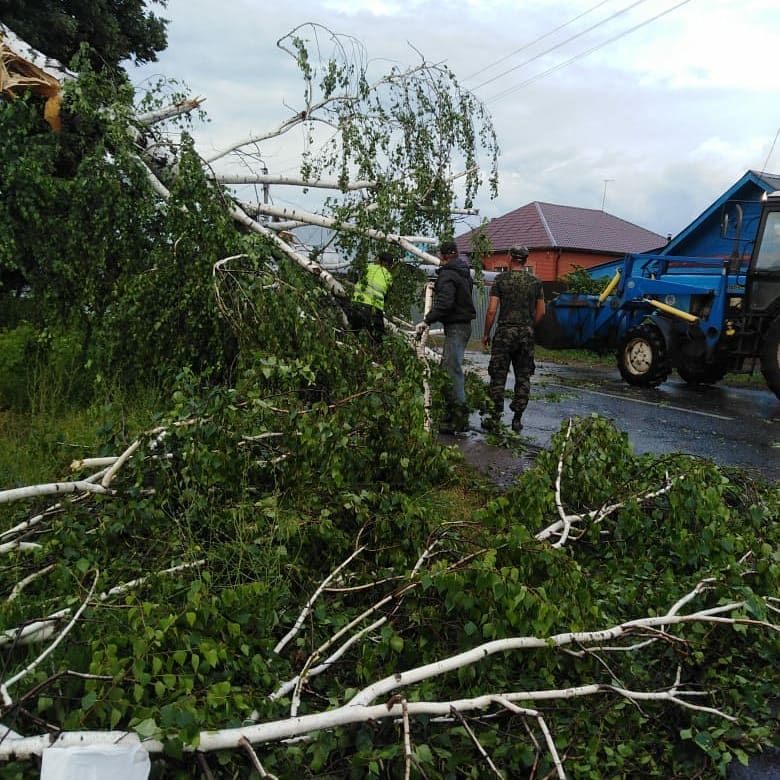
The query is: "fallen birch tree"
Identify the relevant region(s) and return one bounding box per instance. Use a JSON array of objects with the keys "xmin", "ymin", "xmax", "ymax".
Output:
[
  {"xmin": 1, "ymin": 18, "xmax": 778, "ymax": 780},
  {"xmin": 0, "ymin": 408, "xmax": 777, "ymax": 778}
]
